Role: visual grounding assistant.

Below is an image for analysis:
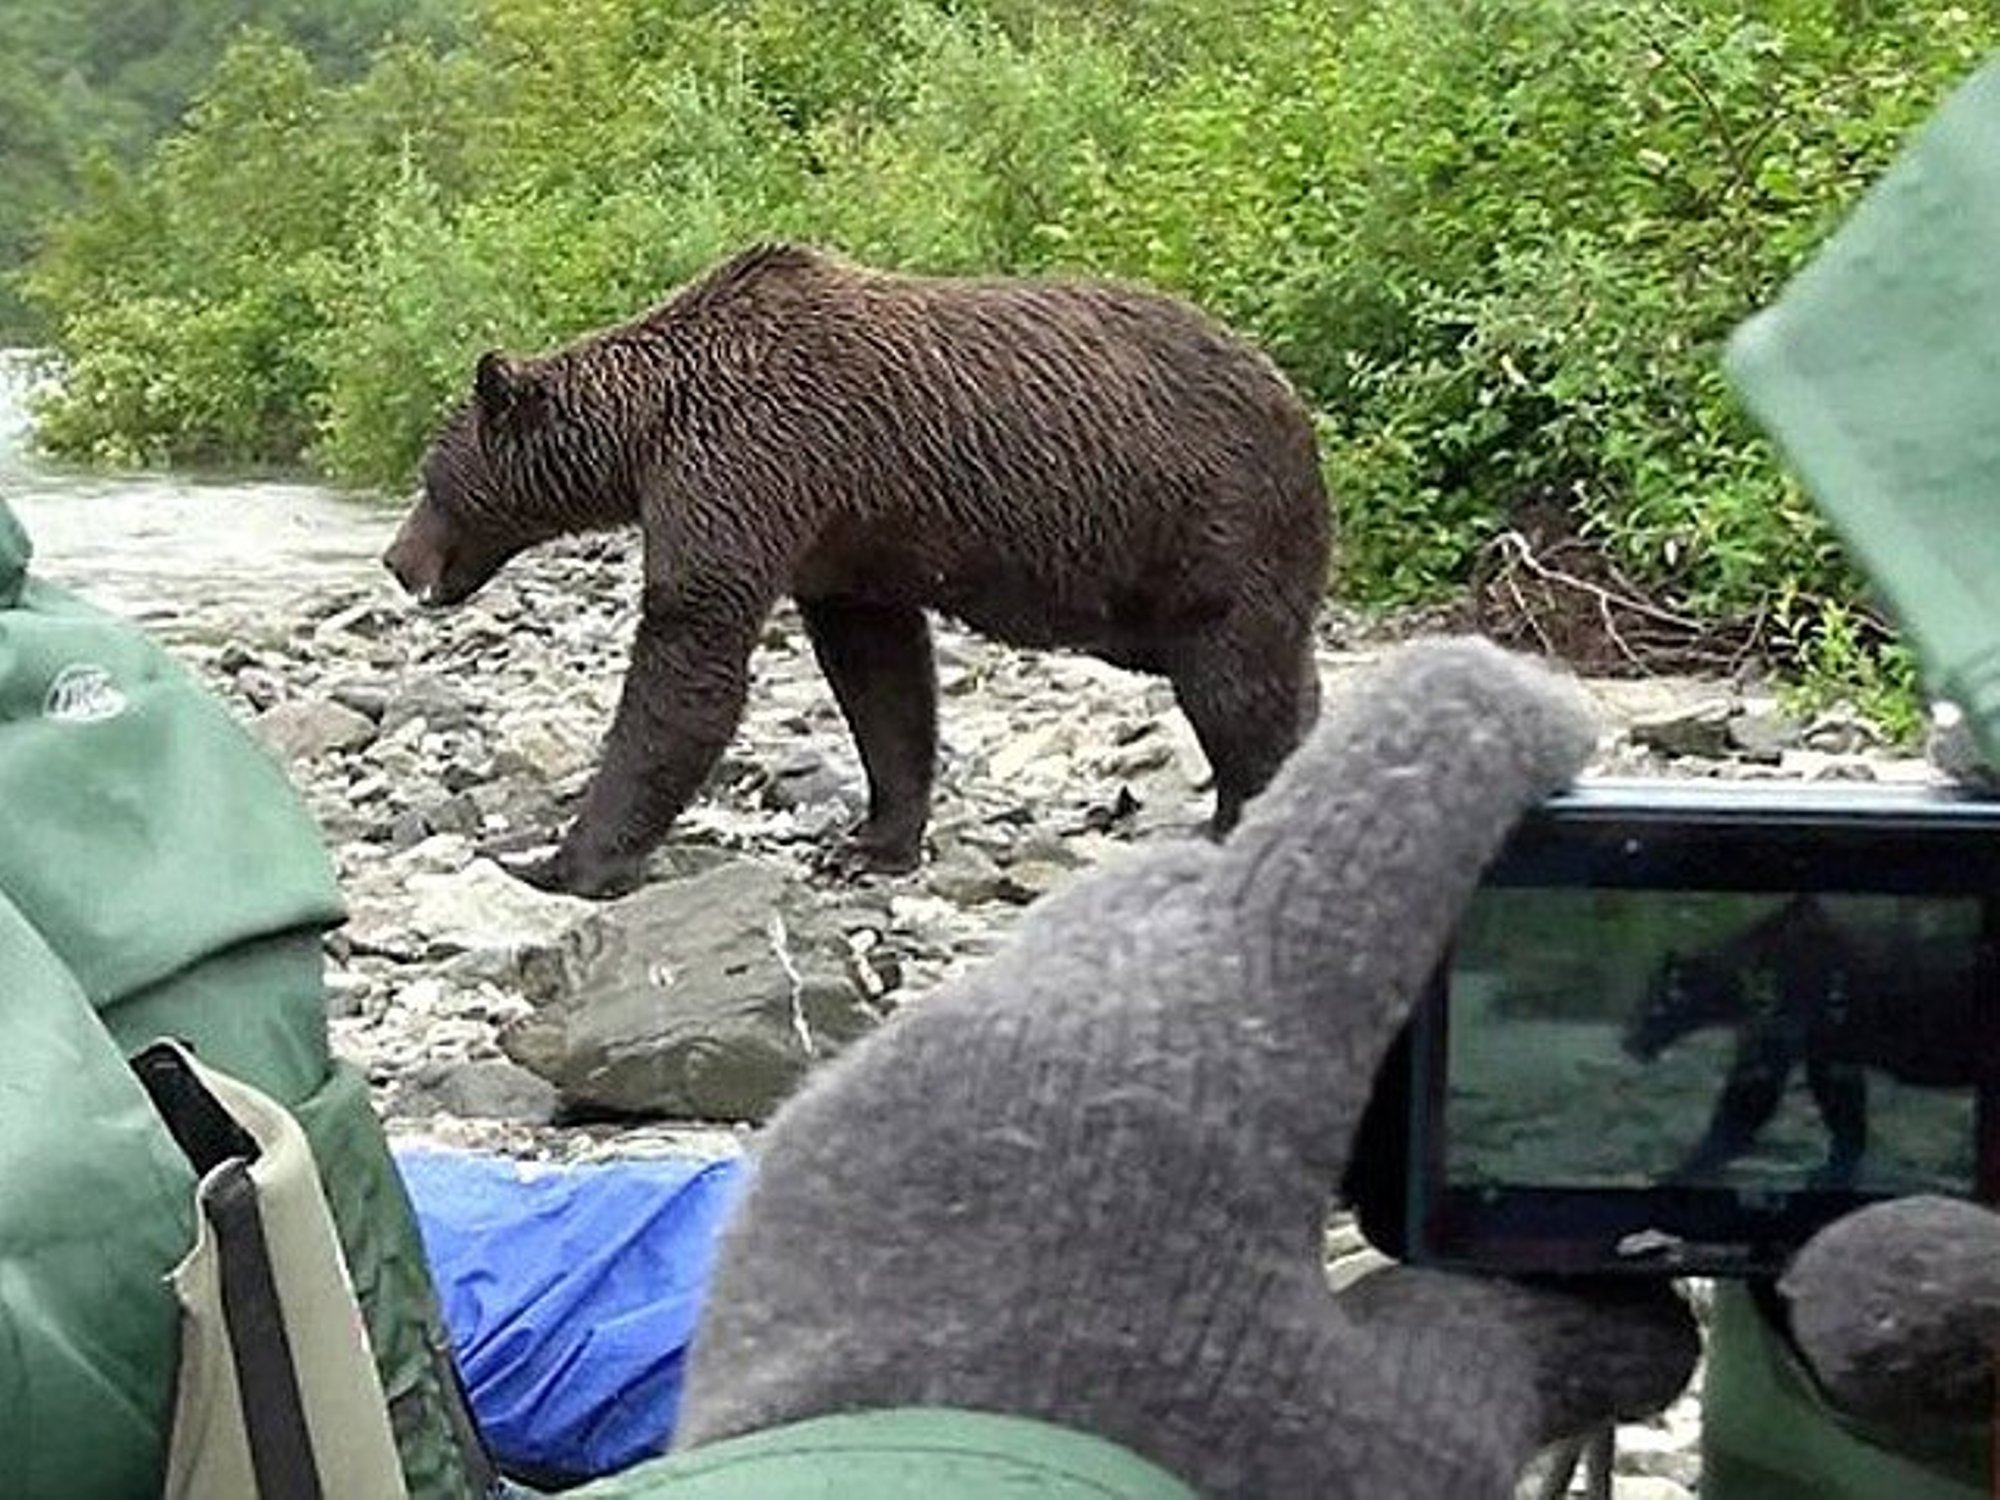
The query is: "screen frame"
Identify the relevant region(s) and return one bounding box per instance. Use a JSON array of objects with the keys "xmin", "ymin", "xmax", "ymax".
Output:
[{"xmin": 1384, "ymin": 779, "xmax": 2000, "ymax": 1279}]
